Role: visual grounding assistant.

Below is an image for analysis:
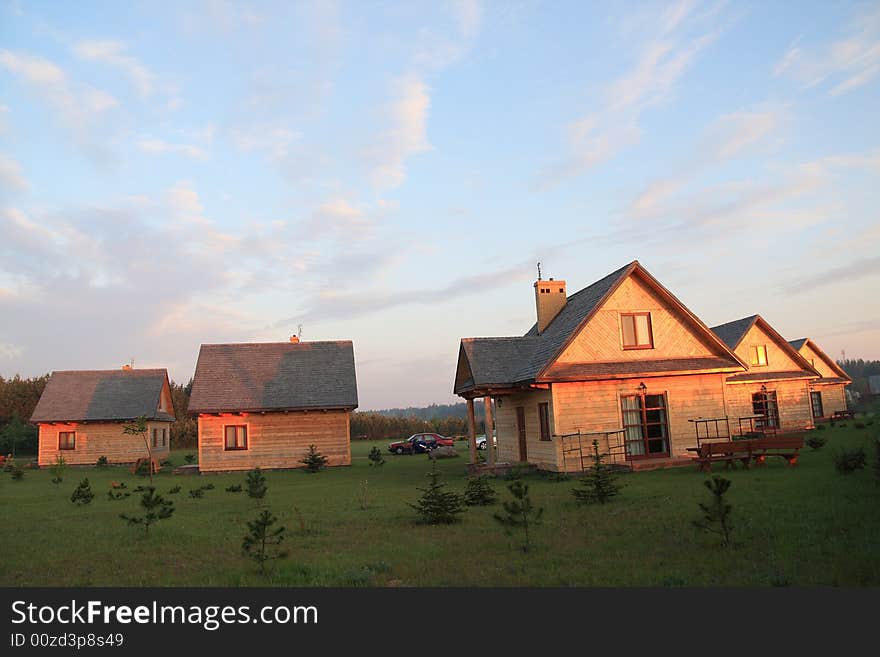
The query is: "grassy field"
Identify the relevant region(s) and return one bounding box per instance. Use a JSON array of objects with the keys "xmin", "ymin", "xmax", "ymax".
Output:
[{"xmin": 2, "ymin": 419, "xmax": 879, "ymax": 587}]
